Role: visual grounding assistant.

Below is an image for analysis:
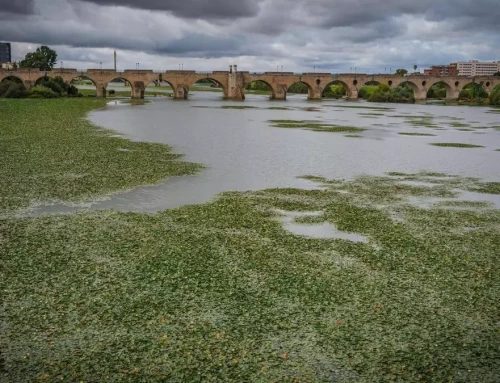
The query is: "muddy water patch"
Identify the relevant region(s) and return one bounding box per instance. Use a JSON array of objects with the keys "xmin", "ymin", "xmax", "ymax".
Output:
[
  {"xmin": 406, "ymin": 190, "xmax": 500, "ymax": 210},
  {"xmin": 276, "ymin": 210, "xmax": 368, "ymax": 242}
]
